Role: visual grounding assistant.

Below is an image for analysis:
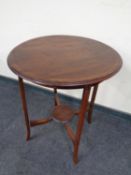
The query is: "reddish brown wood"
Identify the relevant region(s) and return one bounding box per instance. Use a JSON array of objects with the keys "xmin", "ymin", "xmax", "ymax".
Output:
[
  {"xmin": 87, "ymin": 84, "xmax": 99, "ymax": 123},
  {"xmin": 52, "ymin": 104, "xmax": 74, "ymax": 122},
  {"xmin": 8, "ymin": 35, "xmax": 122, "ymax": 89},
  {"xmin": 30, "ymin": 118, "xmax": 52, "ymax": 127},
  {"xmin": 7, "ymin": 35, "xmax": 123, "ymax": 164},
  {"xmin": 18, "ymin": 77, "xmax": 30, "ymax": 141},
  {"xmin": 54, "ymin": 88, "xmax": 60, "ymax": 106},
  {"xmin": 64, "ymin": 123, "xmax": 76, "ymax": 144},
  {"xmin": 73, "ymin": 86, "xmax": 91, "ymax": 164}
]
